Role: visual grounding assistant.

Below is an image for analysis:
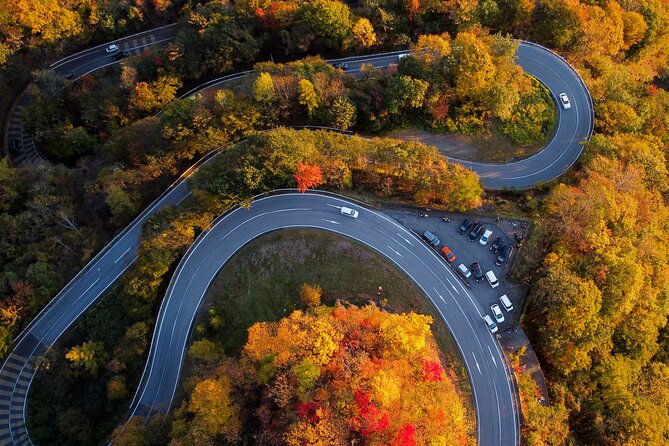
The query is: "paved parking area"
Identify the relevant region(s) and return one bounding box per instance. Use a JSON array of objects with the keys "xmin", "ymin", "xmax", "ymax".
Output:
[{"xmin": 384, "ymin": 207, "xmax": 521, "ymax": 332}]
